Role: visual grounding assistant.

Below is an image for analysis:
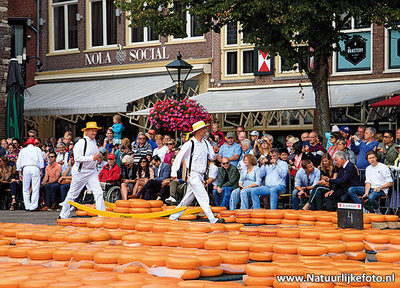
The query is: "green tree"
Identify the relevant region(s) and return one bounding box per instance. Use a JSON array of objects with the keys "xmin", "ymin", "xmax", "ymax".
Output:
[{"xmin": 115, "ymin": 0, "xmax": 400, "ymax": 134}]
